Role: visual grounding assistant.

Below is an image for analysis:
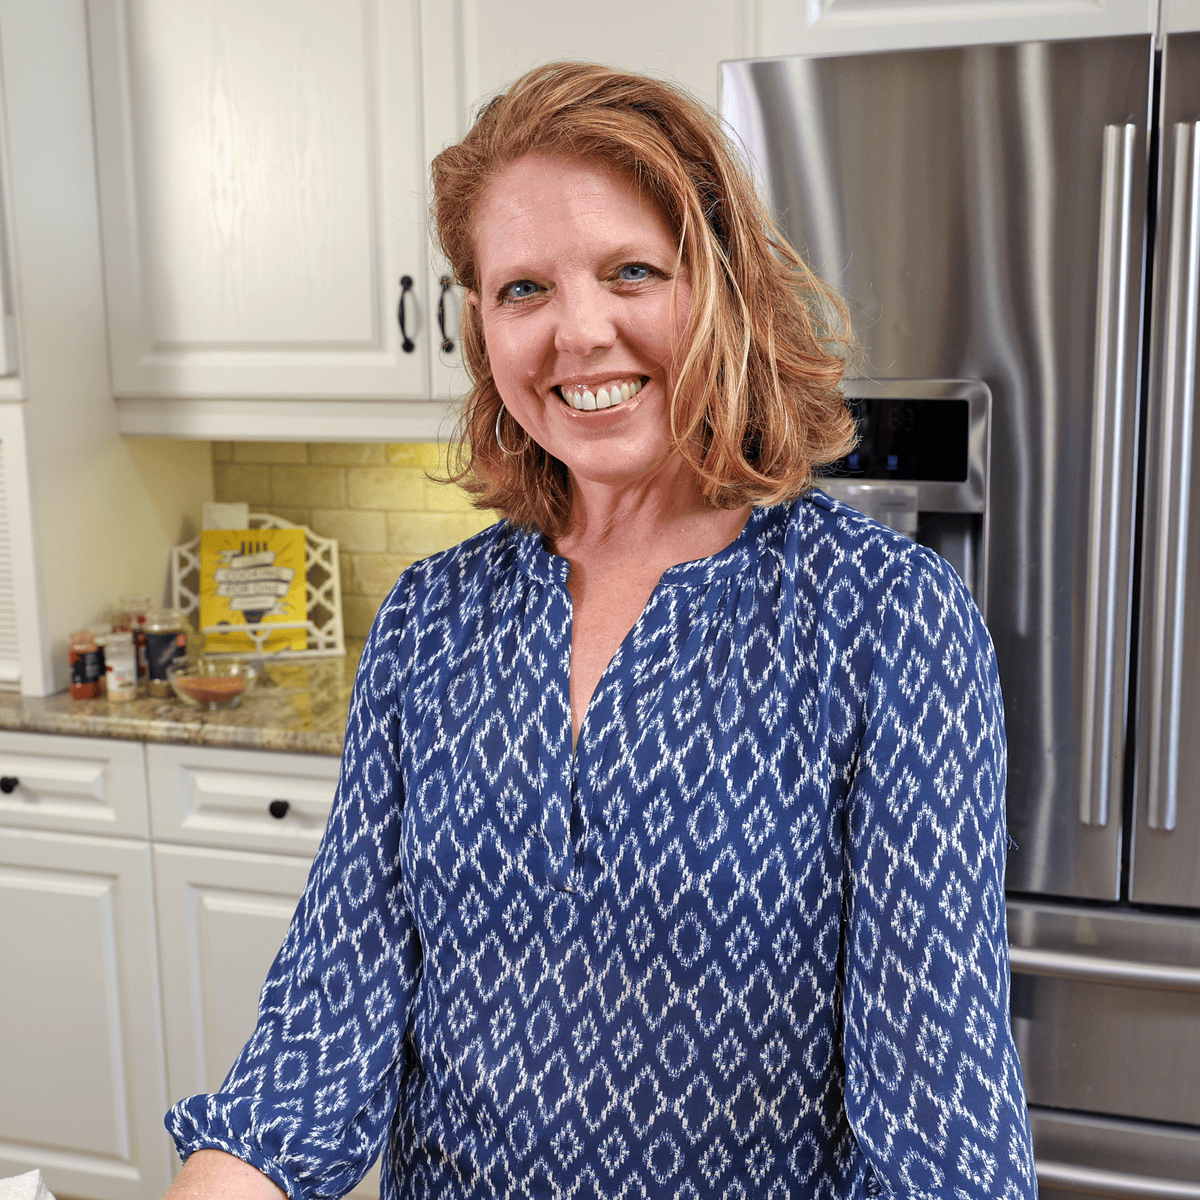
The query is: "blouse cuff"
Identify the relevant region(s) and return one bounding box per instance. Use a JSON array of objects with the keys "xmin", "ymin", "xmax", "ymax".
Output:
[{"xmin": 167, "ymin": 1097, "xmax": 302, "ymax": 1200}]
